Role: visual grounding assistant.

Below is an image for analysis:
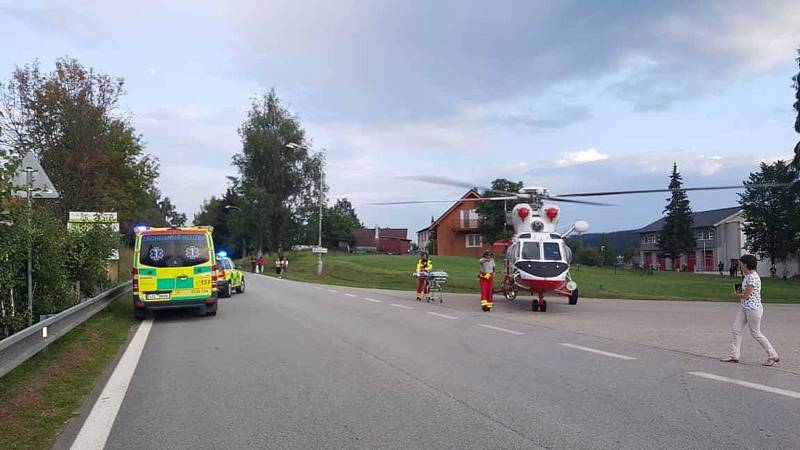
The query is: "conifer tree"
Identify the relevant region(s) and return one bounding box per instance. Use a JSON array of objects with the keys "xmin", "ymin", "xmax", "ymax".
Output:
[{"xmin": 657, "ymin": 163, "xmax": 695, "ymax": 269}]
